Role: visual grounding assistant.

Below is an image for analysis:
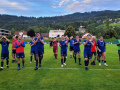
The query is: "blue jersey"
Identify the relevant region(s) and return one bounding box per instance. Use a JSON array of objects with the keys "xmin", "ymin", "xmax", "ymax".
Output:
[
  {"xmin": 0, "ymin": 41, "xmax": 9, "ymax": 53},
  {"xmin": 59, "ymin": 40, "xmax": 68, "ymax": 52},
  {"xmin": 73, "ymin": 38, "xmax": 81, "ymax": 50},
  {"xmin": 97, "ymin": 40, "xmax": 106, "ymax": 52},
  {"xmin": 84, "ymin": 40, "xmax": 92, "ymax": 53},
  {"xmin": 30, "ymin": 41, "xmax": 35, "ymax": 51},
  {"xmin": 34, "ymin": 37, "xmax": 44, "ymax": 51},
  {"xmin": 70, "ymin": 39, "xmax": 74, "ymax": 47}
]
